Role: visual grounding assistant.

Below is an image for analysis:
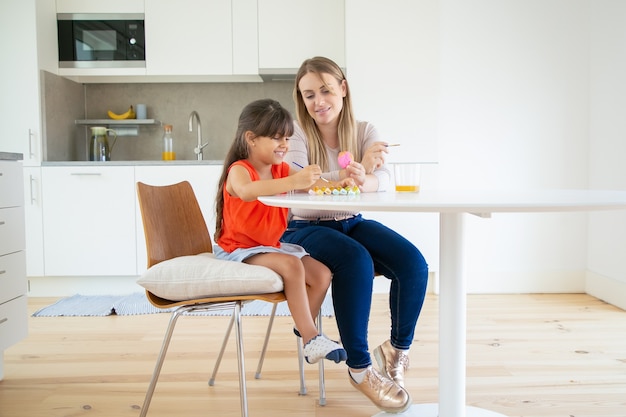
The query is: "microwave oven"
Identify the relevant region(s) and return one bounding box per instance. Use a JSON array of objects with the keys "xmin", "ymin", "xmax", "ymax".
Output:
[{"xmin": 57, "ymin": 13, "xmax": 145, "ymax": 68}]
